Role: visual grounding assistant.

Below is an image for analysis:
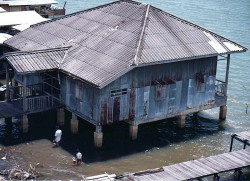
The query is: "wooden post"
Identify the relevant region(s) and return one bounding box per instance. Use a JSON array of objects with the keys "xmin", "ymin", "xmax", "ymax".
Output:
[
  {"xmin": 229, "ymin": 134, "xmax": 235, "ymax": 152},
  {"xmin": 21, "ymin": 115, "xmax": 28, "ymax": 133},
  {"xmin": 71, "ymin": 113, "xmax": 79, "ymax": 134},
  {"xmin": 23, "ymin": 74, "xmax": 27, "ymax": 112},
  {"xmin": 57, "ymin": 108, "xmax": 65, "ymax": 126},
  {"xmin": 94, "ymin": 125, "xmax": 103, "ymax": 148},
  {"xmin": 225, "ymin": 54, "xmax": 230, "ymax": 96},
  {"xmin": 5, "ymin": 63, "xmax": 10, "ymax": 102},
  {"xmin": 219, "ymin": 105, "xmax": 227, "ymax": 120},
  {"xmin": 177, "ymin": 115, "xmax": 186, "ymax": 128}
]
